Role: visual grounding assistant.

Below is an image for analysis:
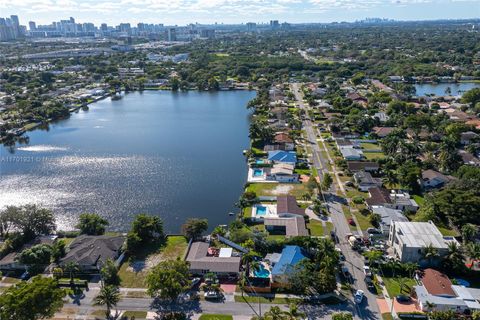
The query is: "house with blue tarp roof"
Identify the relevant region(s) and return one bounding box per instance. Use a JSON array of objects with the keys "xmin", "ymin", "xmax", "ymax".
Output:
[
  {"xmin": 271, "ymin": 245, "xmax": 307, "ymax": 285},
  {"xmin": 267, "ymin": 151, "xmax": 297, "ymax": 165}
]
